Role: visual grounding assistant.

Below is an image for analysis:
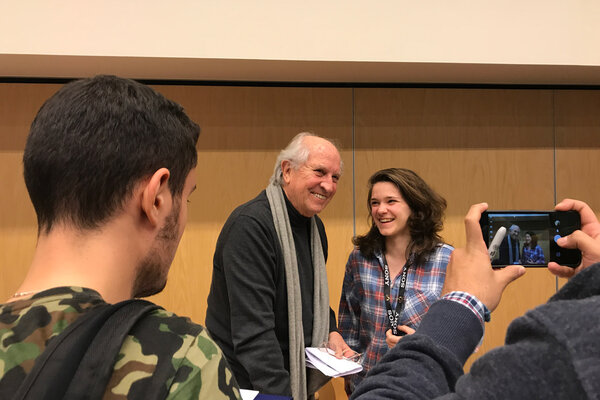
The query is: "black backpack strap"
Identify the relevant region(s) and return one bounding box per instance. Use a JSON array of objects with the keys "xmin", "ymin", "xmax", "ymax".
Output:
[
  {"xmin": 14, "ymin": 299, "xmax": 159, "ymax": 400},
  {"xmin": 64, "ymin": 299, "xmax": 159, "ymax": 399}
]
